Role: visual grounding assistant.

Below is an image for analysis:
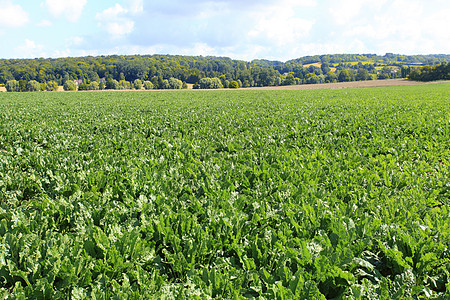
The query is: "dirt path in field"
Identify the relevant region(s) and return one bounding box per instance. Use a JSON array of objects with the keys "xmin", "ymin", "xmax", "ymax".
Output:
[{"xmin": 241, "ymin": 79, "xmax": 449, "ymax": 91}]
